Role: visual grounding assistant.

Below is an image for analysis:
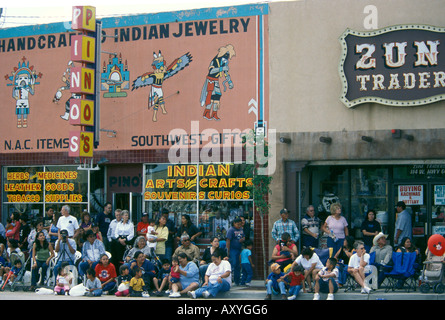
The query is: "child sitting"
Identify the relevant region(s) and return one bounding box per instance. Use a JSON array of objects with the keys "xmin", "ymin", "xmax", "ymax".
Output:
[
  {"xmin": 85, "ymin": 268, "xmax": 102, "ymax": 297},
  {"xmin": 313, "ymin": 257, "xmax": 339, "ymax": 300},
  {"xmin": 286, "ymin": 264, "xmax": 306, "ymax": 300},
  {"xmin": 166, "ymin": 257, "xmax": 181, "ymax": 295},
  {"xmin": 54, "ymin": 262, "xmax": 72, "ymax": 295},
  {"xmin": 115, "ymin": 264, "xmax": 131, "ymax": 297},
  {"xmin": 129, "ymin": 266, "xmax": 150, "ymax": 298},
  {"xmin": 265, "ymin": 263, "xmax": 287, "ymax": 300},
  {"xmin": 153, "ymin": 259, "xmax": 171, "ymax": 296}
]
